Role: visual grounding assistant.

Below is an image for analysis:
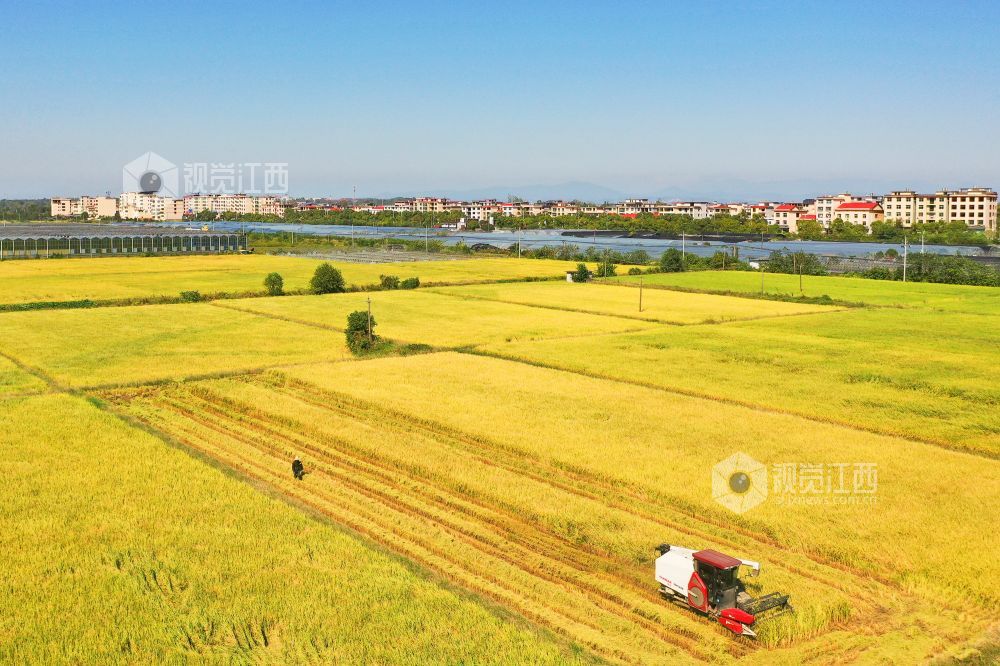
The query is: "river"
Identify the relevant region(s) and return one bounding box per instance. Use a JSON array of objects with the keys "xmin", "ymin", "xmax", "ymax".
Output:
[{"xmin": 148, "ymin": 221, "xmax": 991, "ymax": 260}]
